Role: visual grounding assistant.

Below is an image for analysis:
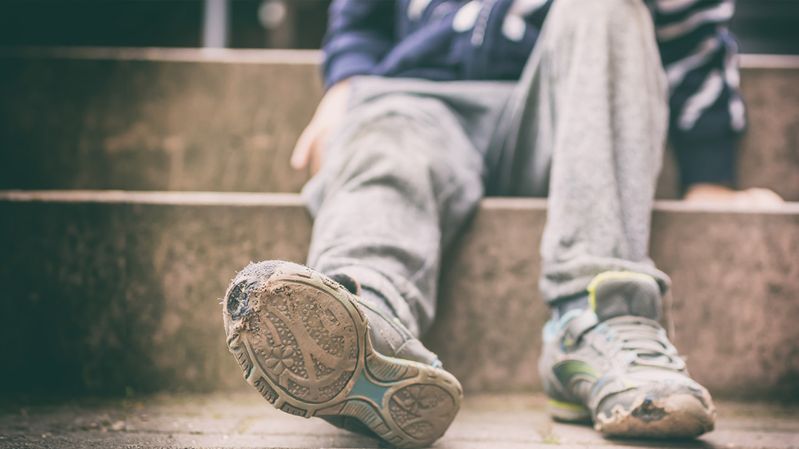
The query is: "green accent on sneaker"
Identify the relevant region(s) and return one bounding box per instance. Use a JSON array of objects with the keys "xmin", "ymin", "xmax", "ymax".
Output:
[
  {"xmin": 547, "ymin": 399, "xmax": 592, "ymax": 423},
  {"xmin": 549, "ymin": 399, "xmax": 587, "ymax": 412},
  {"xmin": 553, "ymin": 360, "xmax": 598, "ymax": 386}
]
